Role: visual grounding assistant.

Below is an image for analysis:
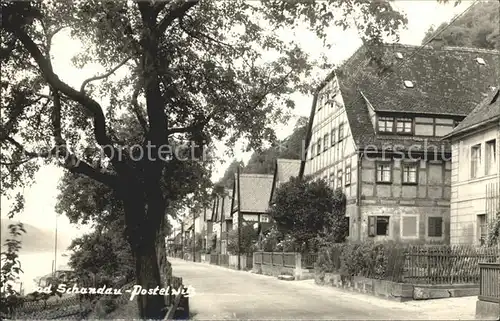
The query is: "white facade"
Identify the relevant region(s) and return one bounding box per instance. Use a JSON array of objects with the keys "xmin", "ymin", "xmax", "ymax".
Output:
[{"xmin": 450, "ymin": 123, "xmax": 500, "ymax": 245}]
